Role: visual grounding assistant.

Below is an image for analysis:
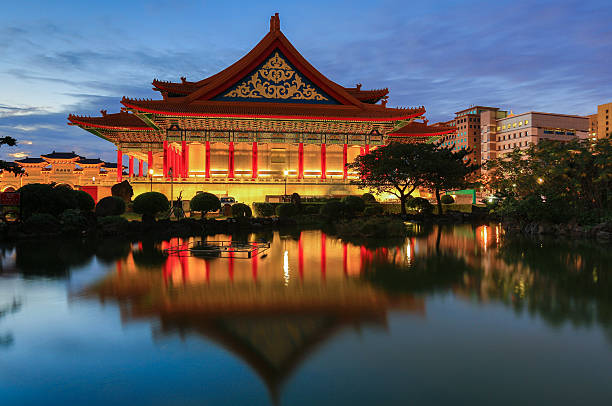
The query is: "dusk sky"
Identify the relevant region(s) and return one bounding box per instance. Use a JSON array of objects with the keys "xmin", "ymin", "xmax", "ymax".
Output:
[{"xmin": 1, "ymin": 0, "xmax": 611, "ymax": 163}]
